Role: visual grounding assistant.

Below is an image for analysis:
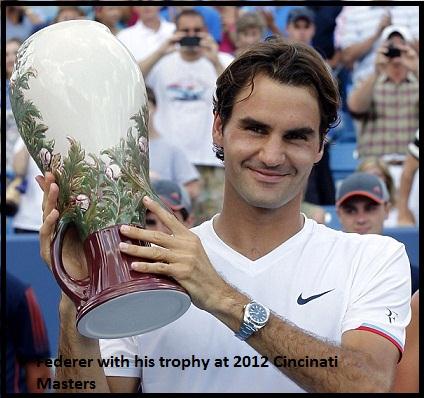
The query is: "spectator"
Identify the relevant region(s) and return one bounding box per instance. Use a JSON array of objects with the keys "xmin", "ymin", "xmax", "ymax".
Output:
[
  {"xmin": 391, "ymin": 289, "xmax": 419, "ymax": 393},
  {"xmin": 94, "ymin": 6, "xmax": 123, "ymax": 36},
  {"xmin": 146, "ymin": 86, "xmax": 200, "ymax": 201},
  {"xmin": 347, "ymin": 25, "xmax": 419, "ymax": 188},
  {"xmin": 335, "ymin": 5, "xmax": 419, "ymax": 88},
  {"xmin": 336, "ymin": 172, "xmax": 418, "ymax": 294},
  {"xmin": 161, "ymin": 5, "xmax": 222, "ymax": 45},
  {"xmin": 116, "ymin": 5, "xmax": 175, "ymax": 62},
  {"xmin": 239, "ymin": 5, "xmax": 283, "ymax": 38},
  {"xmin": 336, "ymin": 172, "xmax": 390, "ymax": 235},
  {"xmin": 357, "ymin": 157, "xmax": 398, "ymax": 228},
  {"xmin": 234, "ymin": 11, "xmax": 266, "ymax": 57},
  {"xmin": 147, "ymin": 179, "xmax": 194, "ymax": 233},
  {"xmin": 140, "ymin": 9, "xmax": 233, "ymax": 224},
  {"xmin": 285, "ymin": 7, "xmax": 316, "ymax": 46},
  {"xmin": 6, "ymin": 5, "xmax": 44, "ymax": 41},
  {"xmin": 214, "ymin": 5, "xmax": 239, "ymax": 54},
  {"xmin": 397, "ymin": 130, "xmax": 419, "ymax": 226},
  {"xmin": 6, "ymin": 272, "xmax": 52, "ymax": 393}
]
